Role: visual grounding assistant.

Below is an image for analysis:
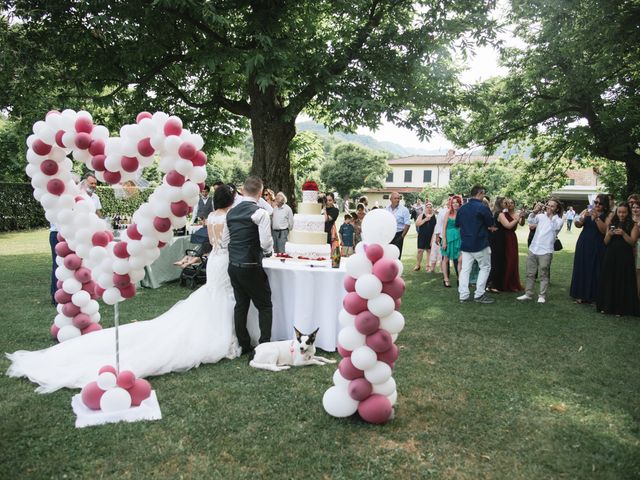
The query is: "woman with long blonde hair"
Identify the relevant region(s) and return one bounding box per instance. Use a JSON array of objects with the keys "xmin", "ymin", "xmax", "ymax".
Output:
[{"xmin": 440, "ymin": 195, "xmax": 463, "ymax": 287}]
